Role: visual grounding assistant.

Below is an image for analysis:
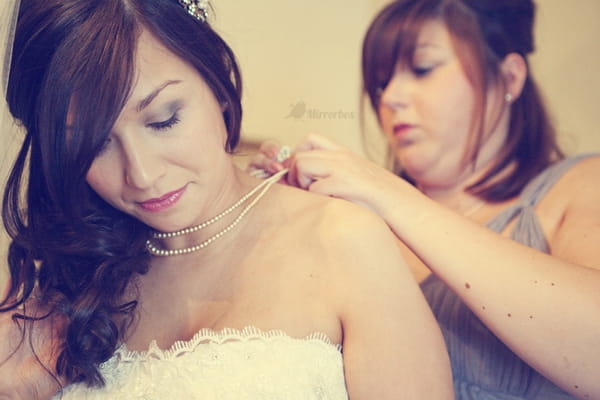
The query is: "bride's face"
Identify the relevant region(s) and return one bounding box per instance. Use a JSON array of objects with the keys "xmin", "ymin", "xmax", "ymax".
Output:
[{"xmin": 86, "ymin": 30, "xmax": 232, "ymax": 233}]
